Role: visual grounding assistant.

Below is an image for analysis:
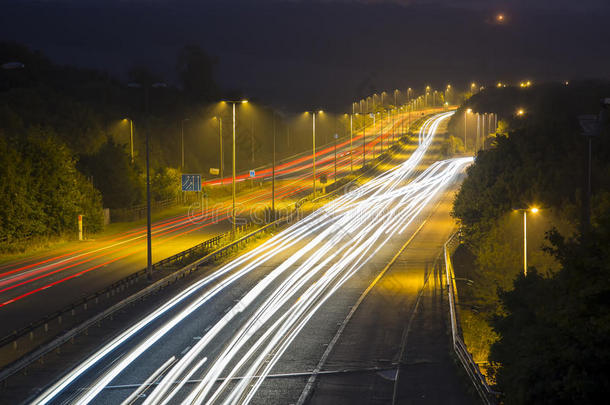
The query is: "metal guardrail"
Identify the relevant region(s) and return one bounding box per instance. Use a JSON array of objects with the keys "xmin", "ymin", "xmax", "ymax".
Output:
[
  {"xmin": 444, "ymin": 232, "xmax": 498, "ymax": 404},
  {"xmin": 0, "ymin": 213, "xmax": 301, "ymax": 384},
  {"xmin": 0, "ymin": 118, "xmax": 428, "ymax": 385}
]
